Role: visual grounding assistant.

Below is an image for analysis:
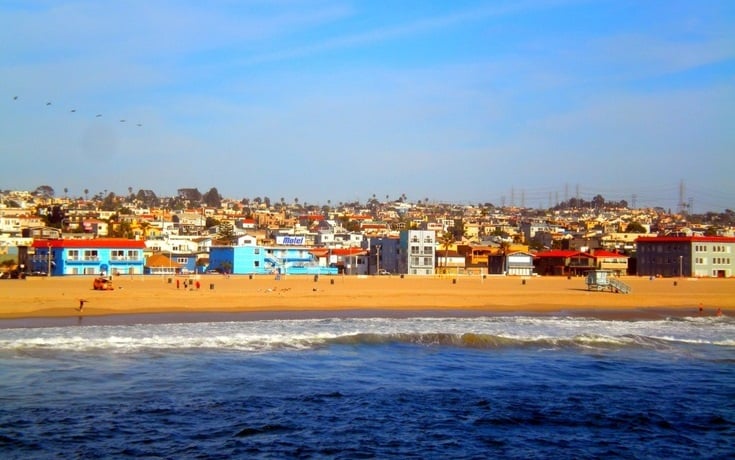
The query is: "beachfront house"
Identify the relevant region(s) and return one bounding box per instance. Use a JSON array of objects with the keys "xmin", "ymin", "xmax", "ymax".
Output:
[
  {"xmin": 29, "ymin": 238, "xmax": 146, "ymax": 276},
  {"xmin": 208, "ymin": 244, "xmax": 338, "ymax": 276},
  {"xmin": 636, "ymin": 235, "xmax": 735, "ymax": 278},
  {"xmin": 398, "ymin": 230, "xmax": 436, "ymax": 275},
  {"xmin": 489, "ymin": 251, "xmax": 535, "ymax": 276},
  {"xmin": 364, "ymin": 237, "xmax": 401, "ymax": 275},
  {"xmin": 591, "ymin": 249, "xmax": 629, "ymax": 275},
  {"xmin": 533, "ymin": 250, "xmax": 596, "ymax": 276}
]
